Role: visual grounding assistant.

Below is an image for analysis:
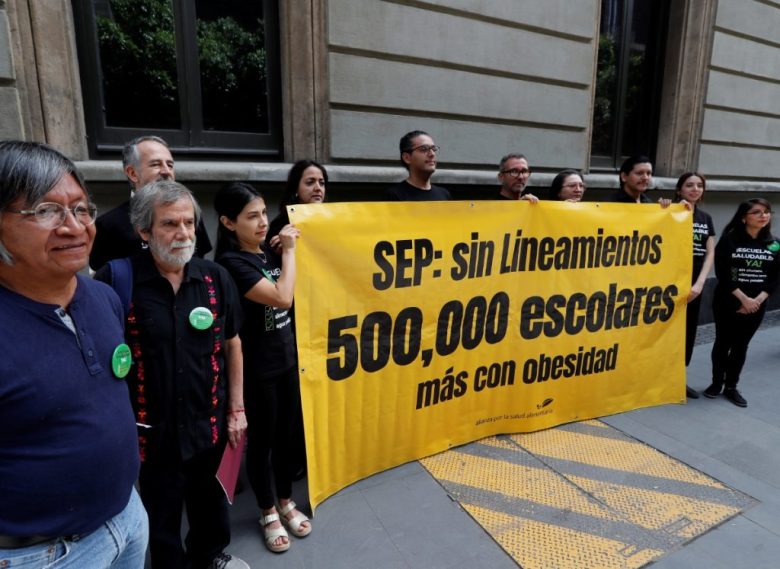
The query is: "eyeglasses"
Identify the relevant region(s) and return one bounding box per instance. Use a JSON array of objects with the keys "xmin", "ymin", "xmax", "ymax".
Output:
[
  {"xmin": 407, "ymin": 144, "xmax": 440, "ymax": 154},
  {"xmin": 500, "ymin": 168, "xmax": 532, "ymax": 178},
  {"xmin": 746, "ymin": 210, "xmax": 772, "ymax": 216},
  {"xmin": 562, "ymin": 182, "xmax": 586, "ymax": 189},
  {"xmin": 7, "ymin": 202, "xmax": 98, "ymax": 229}
]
